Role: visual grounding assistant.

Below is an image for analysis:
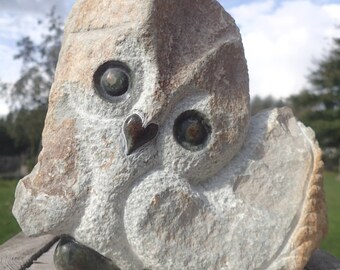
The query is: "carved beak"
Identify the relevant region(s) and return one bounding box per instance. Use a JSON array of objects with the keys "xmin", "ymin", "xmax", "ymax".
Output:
[{"xmin": 123, "ymin": 114, "xmax": 159, "ymax": 155}]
